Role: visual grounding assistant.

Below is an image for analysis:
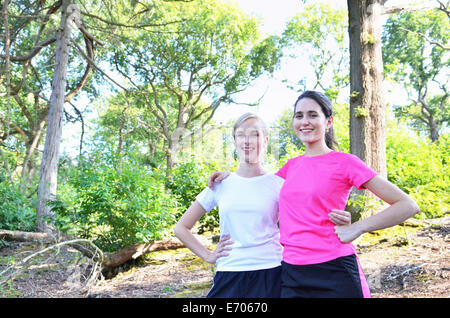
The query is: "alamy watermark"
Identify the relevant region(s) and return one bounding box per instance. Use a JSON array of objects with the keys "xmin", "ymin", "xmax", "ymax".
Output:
[{"xmin": 168, "ymin": 125, "xmax": 282, "ymax": 165}]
